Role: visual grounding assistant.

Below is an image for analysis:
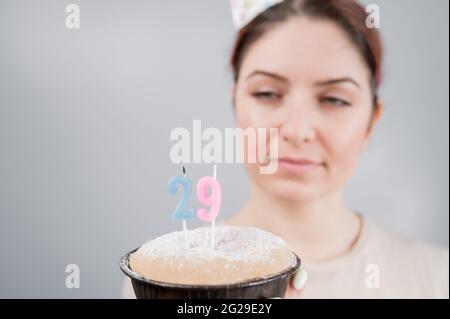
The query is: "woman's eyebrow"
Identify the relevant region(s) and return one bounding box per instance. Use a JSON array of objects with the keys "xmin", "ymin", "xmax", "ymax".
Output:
[
  {"xmin": 314, "ymin": 77, "xmax": 361, "ymax": 89},
  {"xmin": 245, "ymin": 70, "xmax": 288, "ymax": 82},
  {"xmin": 245, "ymin": 72, "xmax": 360, "ymax": 89}
]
